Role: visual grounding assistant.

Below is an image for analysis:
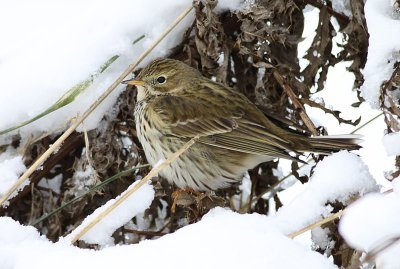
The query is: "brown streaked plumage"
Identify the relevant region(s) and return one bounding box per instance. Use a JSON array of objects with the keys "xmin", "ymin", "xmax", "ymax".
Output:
[{"xmin": 123, "ymin": 58, "xmax": 361, "ymax": 191}]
